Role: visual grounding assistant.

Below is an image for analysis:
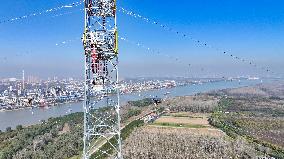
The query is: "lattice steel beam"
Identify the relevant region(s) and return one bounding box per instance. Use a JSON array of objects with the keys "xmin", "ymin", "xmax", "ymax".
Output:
[{"xmin": 82, "ymin": 0, "xmax": 121, "ymax": 158}]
